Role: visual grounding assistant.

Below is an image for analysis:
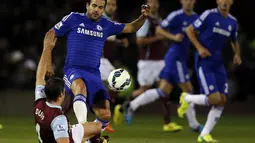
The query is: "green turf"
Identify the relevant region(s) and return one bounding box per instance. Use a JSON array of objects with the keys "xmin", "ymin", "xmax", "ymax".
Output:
[{"xmin": 0, "ymin": 115, "xmax": 254, "ymax": 143}]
